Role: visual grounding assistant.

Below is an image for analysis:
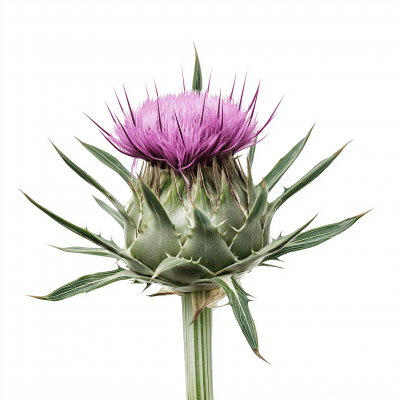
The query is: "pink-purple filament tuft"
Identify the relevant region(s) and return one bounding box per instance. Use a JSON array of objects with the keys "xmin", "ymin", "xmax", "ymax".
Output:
[{"xmin": 95, "ymin": 85, "xmax": 280, "ymax": 175}]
